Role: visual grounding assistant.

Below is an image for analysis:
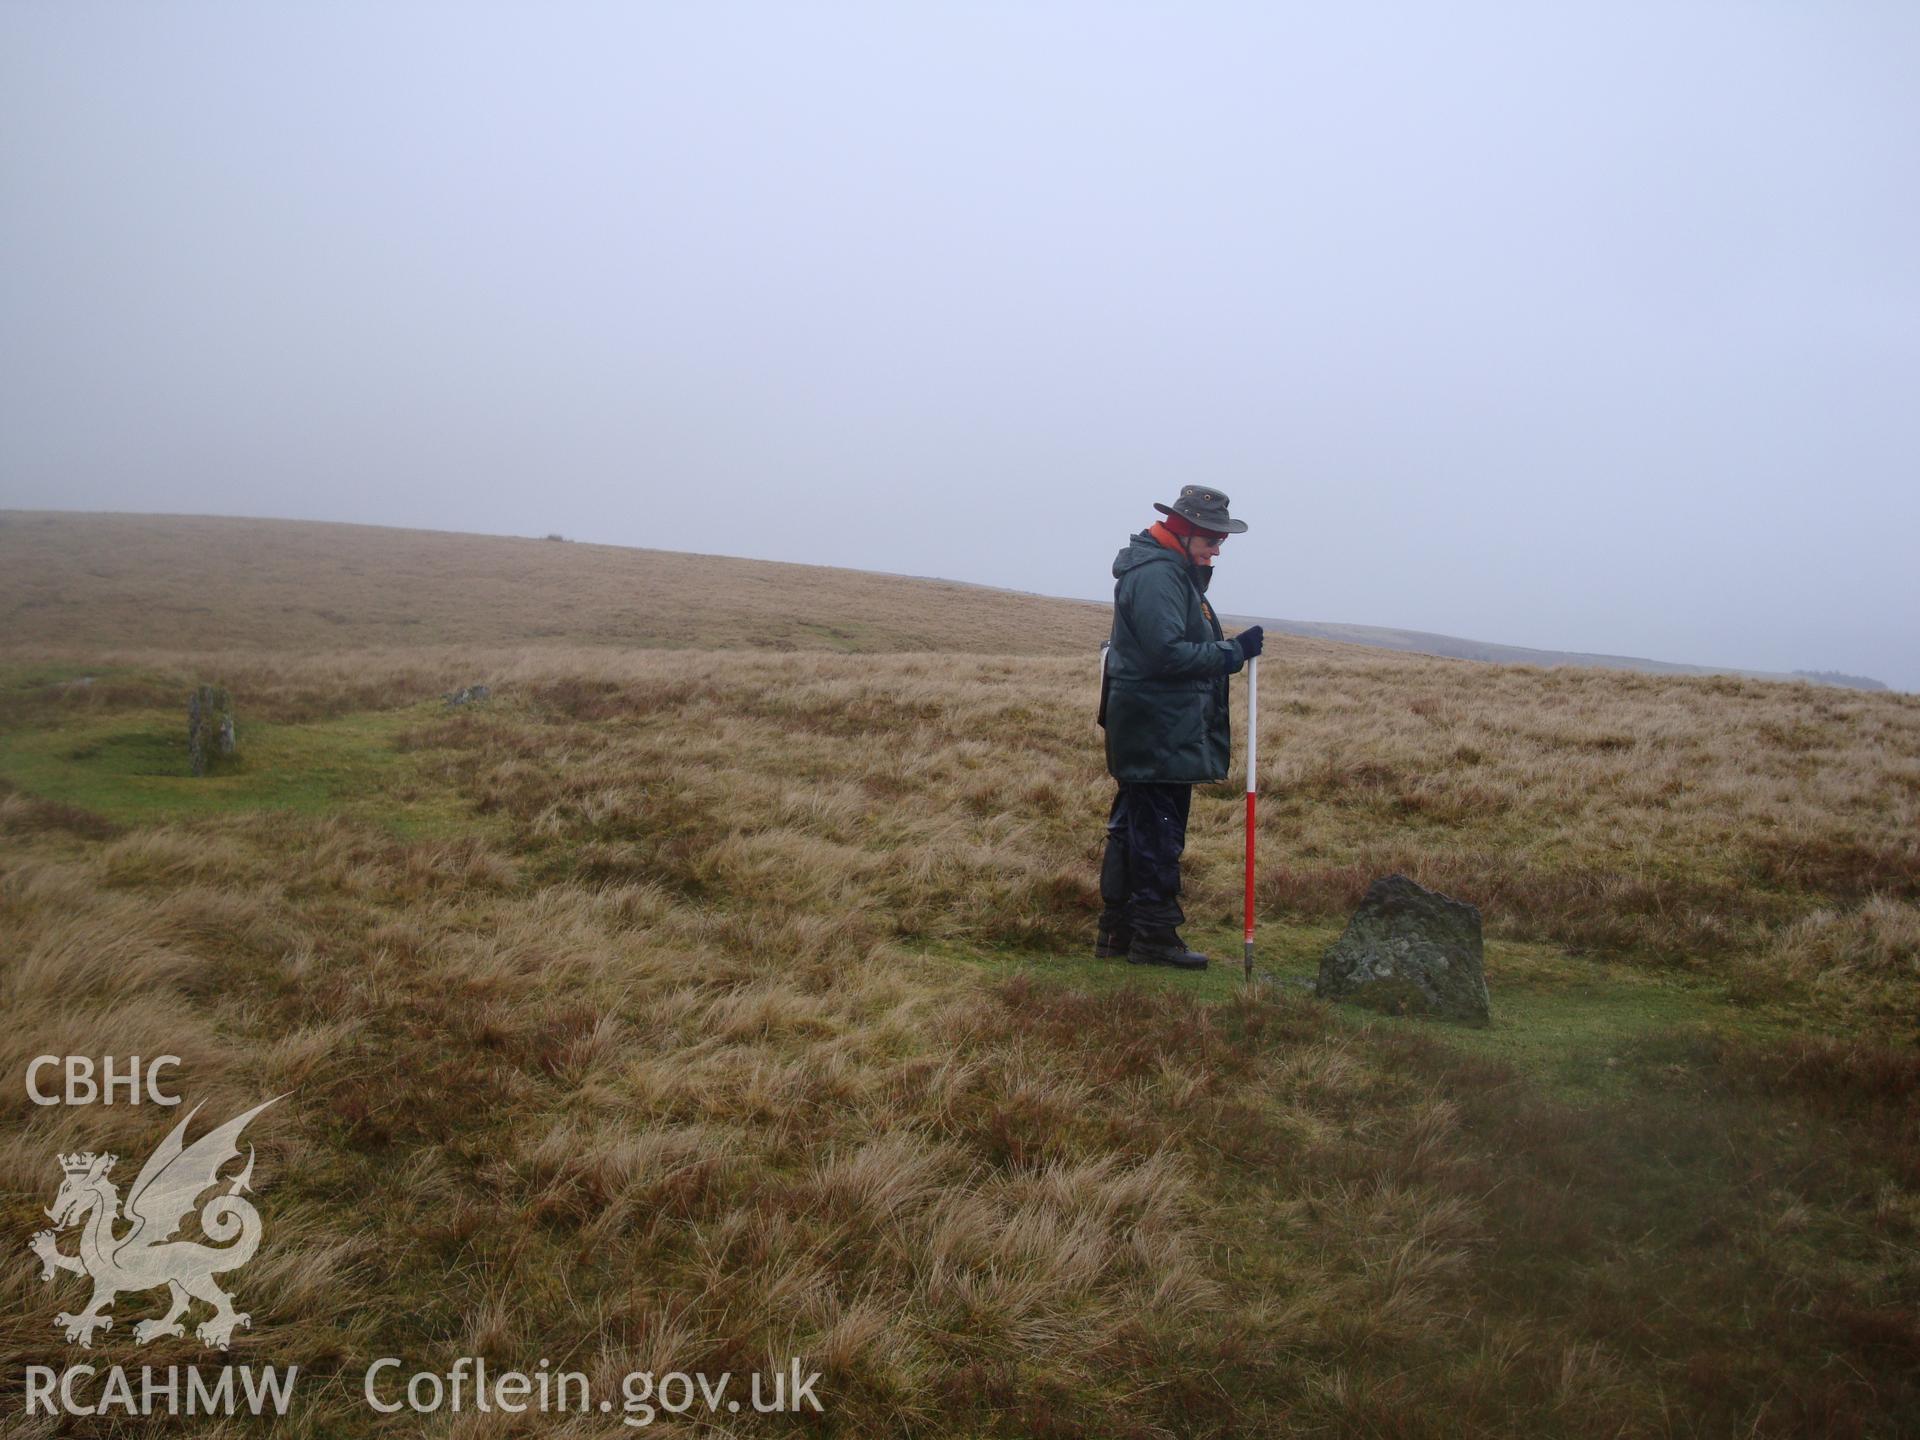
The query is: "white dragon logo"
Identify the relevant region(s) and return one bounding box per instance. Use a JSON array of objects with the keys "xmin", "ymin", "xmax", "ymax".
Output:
[{"xmin": 29, "ymin": 1097, "xmax": 280, "ymax": 1349}]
